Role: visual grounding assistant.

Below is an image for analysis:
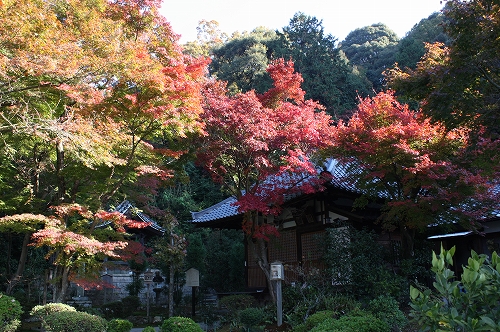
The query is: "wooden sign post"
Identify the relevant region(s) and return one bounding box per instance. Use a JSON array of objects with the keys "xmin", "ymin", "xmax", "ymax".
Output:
[{"xmin": 270, "ymin": 262, "xmax": 284, "ymax": 326}]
